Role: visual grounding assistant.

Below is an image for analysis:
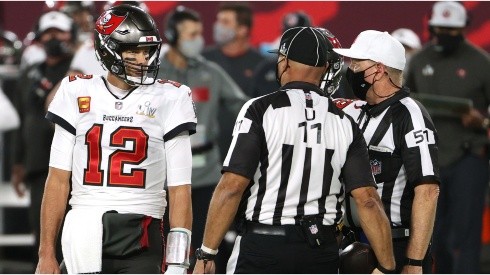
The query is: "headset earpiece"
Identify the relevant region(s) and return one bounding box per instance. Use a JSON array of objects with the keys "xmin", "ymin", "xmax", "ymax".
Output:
[{"xmin": 164, "ymin": 10, "xmax": 178, "ymax": 45}]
